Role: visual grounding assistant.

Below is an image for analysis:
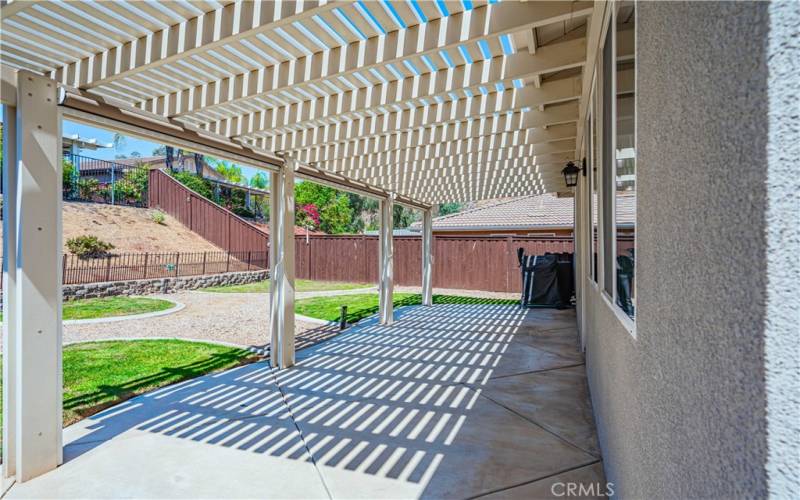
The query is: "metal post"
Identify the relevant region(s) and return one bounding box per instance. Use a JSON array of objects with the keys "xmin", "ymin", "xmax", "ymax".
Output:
[
  {"xmin": 422, "ymin": 208, "xmax": 433, "ymax": 306},
  {"xmin": 3, "ymin": 70, "xmax": 63, "ymax": 482},
  {"xmin": 110, "ymin": 160, "xmax": 115, "ymax": 205},
  {"xmin": 379, "ymin": 195, "xmax": 394, "ymax": 325},
  {"xmin": 269, "ymin": 158, "xmax": 296, "ymax": 369}
]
